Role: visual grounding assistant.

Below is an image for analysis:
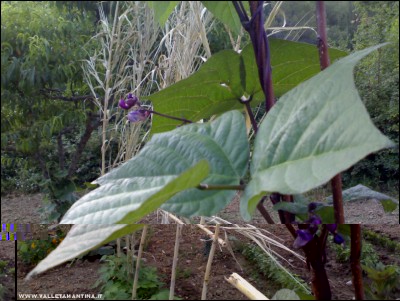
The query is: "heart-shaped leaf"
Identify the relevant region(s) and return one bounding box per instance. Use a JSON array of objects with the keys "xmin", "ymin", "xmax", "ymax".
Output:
[
  {"xmin": 148, "ymin": 39, "xmax": 346, "ymax": 134},
  {"xmin": 61, "ymin": 111, "xmax": 248, "ymax": 223},
  {"xmin": 61, "ymin": 159, "xmax": 209, "ymax": 224},
  {"xmin": 146, "ymin": 1, "xmax": 179, "ymax": 27},
  {"xmin": 241, "ymin": 44, "xmax": 395, "ymax": 220},
  {"xmin": 26, "ymin": 224, "xmax": 143, "ymax": 279},
  {"xmin": 202, "ymin": 2, "xmax": 247, "ymax": 36},
  {"xmin": 161, "ymin": 110, "xmax": 249, "ymax": 217}
]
